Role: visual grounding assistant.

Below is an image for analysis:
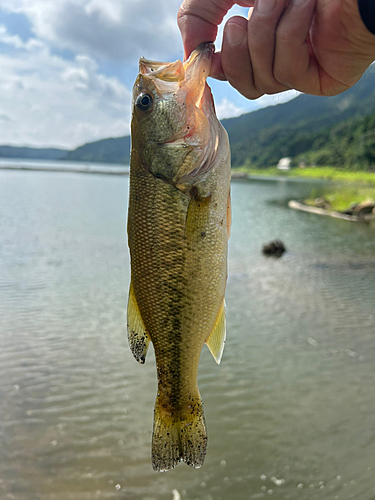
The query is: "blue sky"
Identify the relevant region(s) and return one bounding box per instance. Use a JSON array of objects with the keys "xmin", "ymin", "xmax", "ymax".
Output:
[{"xmin": 0, "ymin": 0, "xmax": 297, "ymax": 150}]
